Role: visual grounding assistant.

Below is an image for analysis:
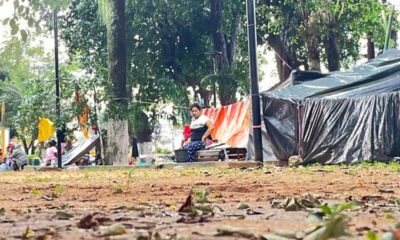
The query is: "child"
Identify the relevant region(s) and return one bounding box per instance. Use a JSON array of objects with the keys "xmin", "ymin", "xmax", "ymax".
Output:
[
  {"xmin": 44, "ymin": 140, "xmax": 58, "ymax": 166},
  {"xmin": 181, "ymin": 124, "xmax": 191, "ymax": 147}
]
